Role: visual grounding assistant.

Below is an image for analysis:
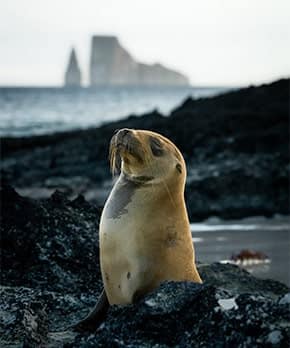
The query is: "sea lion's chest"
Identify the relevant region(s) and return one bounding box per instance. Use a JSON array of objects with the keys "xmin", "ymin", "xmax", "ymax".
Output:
[
  {"xmin": 100, "ymin": 177, "xmax": 145, "ymax": 238},
  {"xmin": 99, "ymin": 178, "xmax": 150, "ymax": 304}
]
